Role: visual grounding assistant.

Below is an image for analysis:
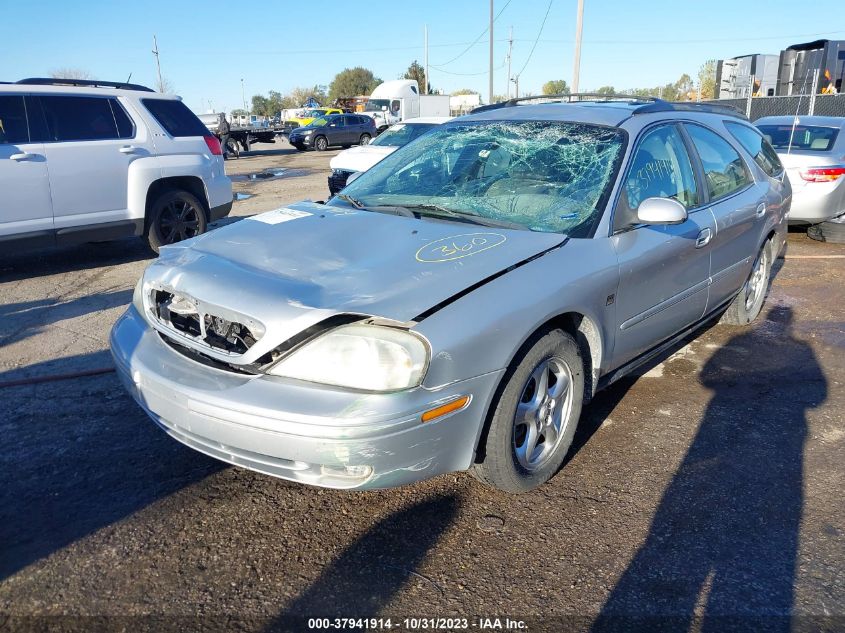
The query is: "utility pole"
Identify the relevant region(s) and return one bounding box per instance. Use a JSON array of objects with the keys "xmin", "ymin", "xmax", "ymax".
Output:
[
  {"xmin": 488, "ymin": 0, "xmax": 494, "ymax": 104},
  {"xmin": 241, "ymin": 78, "xmax": 246, "ymax": 112},
  {"xmin": 152, "ymin": 35, "xmax": 164, "ymax": 93},
  {"xmin": 572, "ymin": 0, "xmax": 584, "ymax": 94},
  {"xmin": 424, "ymin": 24, "xmax": 429, "ymax": 95},
  {"xmin": 506, "ymin": 26, "xmax": 513, "ymax": 99}
]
